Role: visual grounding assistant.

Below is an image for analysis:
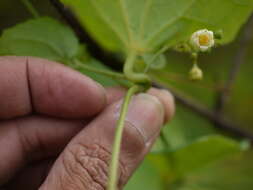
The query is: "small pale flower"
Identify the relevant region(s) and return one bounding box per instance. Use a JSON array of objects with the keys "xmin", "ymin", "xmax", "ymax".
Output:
[
  {"xmin": 189, "ymin": 64, "xmax": 203, "ymax": 80},
  {"xmin": 190, "ymin": 29, "xmax": 215, "ymax": 52}
]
